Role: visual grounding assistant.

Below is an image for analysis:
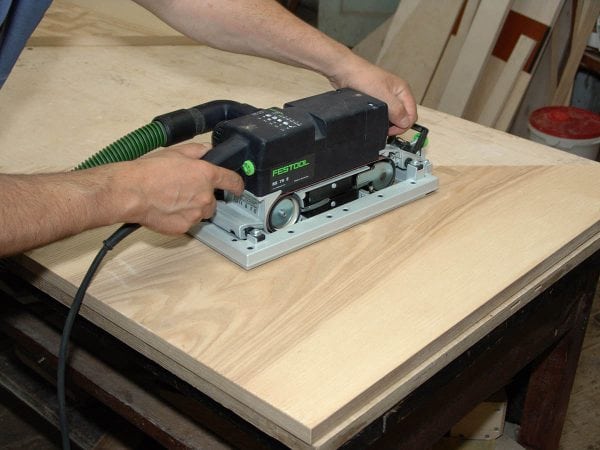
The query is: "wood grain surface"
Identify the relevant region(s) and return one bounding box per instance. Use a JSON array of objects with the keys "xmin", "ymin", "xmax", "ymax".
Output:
[
  {"xmin": 29, "ymin": 0, "xmax": 193, "ymax": 46},
  {"xmin": 1, "ymin": 34, "xmax": 599, "ymax": 450}
]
